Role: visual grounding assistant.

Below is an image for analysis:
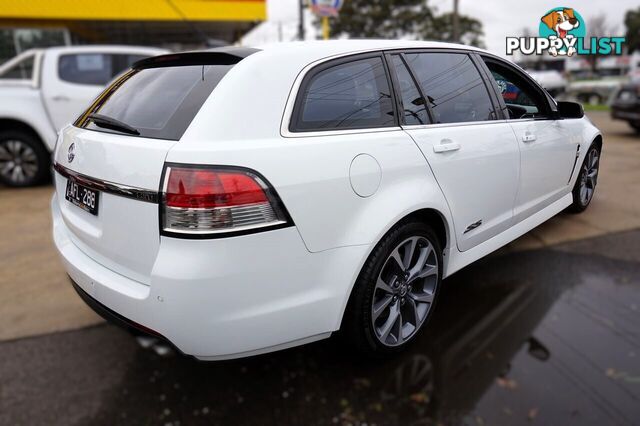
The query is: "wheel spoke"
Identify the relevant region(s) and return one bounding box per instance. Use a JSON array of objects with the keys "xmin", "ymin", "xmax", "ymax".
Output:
[
  {"xmin": 0, "ymin": 146, "xmax": 11, "ymax": 160},
  {"xmin": 388, "ymin": 246, "xmax": 404, "ymax": 271},
  {"xmin": 402, "ymin": 237, "xmax": 418, "ymax": 270},
  {"xmin": 395, "ymin": 312, "xmax": 404, "ymax": 344},
  {"xmin": 580, "ymin": 185, "xmax": 588, "ymax": 203},
  {"xmin": 406, "ymin": 298, "xmax": 420, "ymax": 326},
  {"xmin": 410, "ymin": 291, "xmax": 434, "ymax": 304},
  {"xmin": 375, "ymin": 277, "xmax": 394, "ymax": 294},
  {"xmin": 11, "ymin": 165, "xmax": 24, "ymax": 182},
  {"xmin": 416, "ymin": 264, "xmax": 438, "ymax": 280},
  {"xmin": 1, "ymin": 161, "xmax": 13, "ymax": 175},
  {"xmin": 22, "ymin": 150, "xmax": 36, "ymax": 162},
  {"xmin": 372, "ymin": 294, "xmax": 393, "ymax": 322},
  {"xmin": 7, "ymin": 141, "xmax": 19, "ymax": 155},
  {"xmin": 407, "ymin": 245, "xmax": 432, "ymax": 281},
  {"xmin": 379, "ymin": 302, "xmax": 400, "ymax": 343},
  {"xmin": 21, "ymin": 163, "xmax": 38, "ymax": 177}
]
